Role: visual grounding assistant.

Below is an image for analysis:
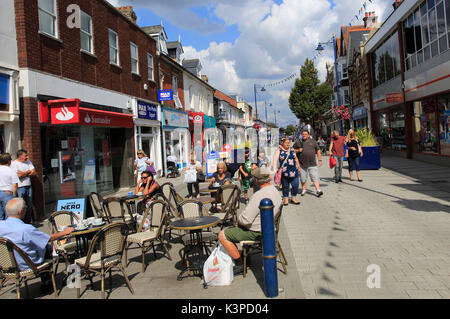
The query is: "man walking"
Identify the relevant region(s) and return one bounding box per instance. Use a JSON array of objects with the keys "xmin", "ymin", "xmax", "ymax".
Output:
[
  {"xmin": 329, "ymin": 130, "xmax": 345, "ymax": 183},
  {"xmin": 0, "ymin": 153, "xmax": 19, "ymax": 220},
  {"xmin": 11, "ymin": 149, "xmax": 36, "ymax": 224},
  {"xmin": 295, "ymin": 130, "xmax": 323, "ymax": 197}
]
